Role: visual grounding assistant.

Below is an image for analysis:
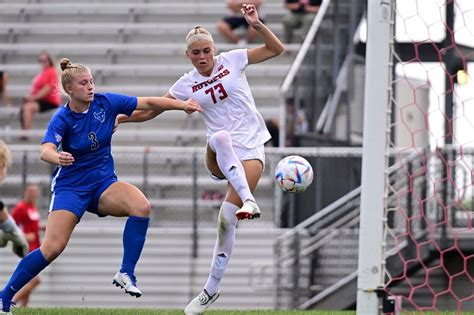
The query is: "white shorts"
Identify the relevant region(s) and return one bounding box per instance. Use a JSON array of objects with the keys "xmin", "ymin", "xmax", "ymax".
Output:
[{"xmin": 206, "ymin": 144, "xmax": 266, "ymax": 181}]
